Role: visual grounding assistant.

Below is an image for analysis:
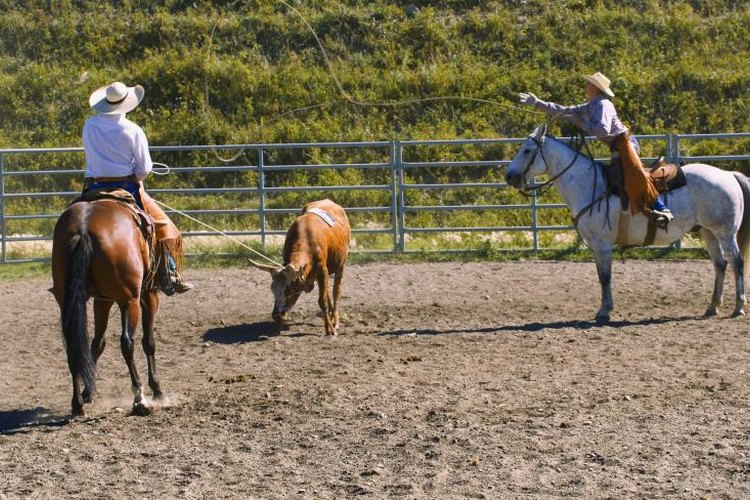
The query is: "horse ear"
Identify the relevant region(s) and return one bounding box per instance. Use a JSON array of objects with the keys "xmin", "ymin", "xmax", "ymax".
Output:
[{"xmin": 249, "ymin": 260, "xmax": 280, "ymax": 274}]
